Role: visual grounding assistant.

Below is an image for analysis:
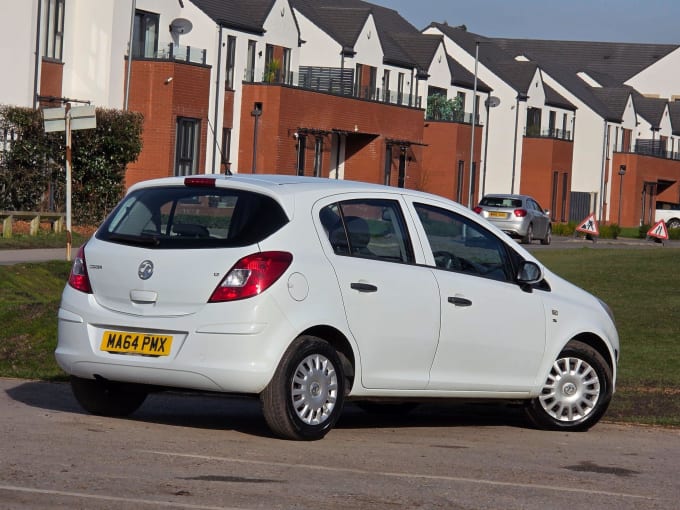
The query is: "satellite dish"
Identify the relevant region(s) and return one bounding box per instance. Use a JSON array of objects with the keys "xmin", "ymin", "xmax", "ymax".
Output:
[
  {"xmin": 169, "ymin": 18, "xmax": 193, "ymax": 35},
  {"xmin": 485, "ymin": 96, "xmax": 501, "ymax": 108}
]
